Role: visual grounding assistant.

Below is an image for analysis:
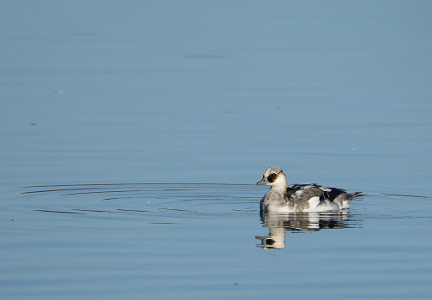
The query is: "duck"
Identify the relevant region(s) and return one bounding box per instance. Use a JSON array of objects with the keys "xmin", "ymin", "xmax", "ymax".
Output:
[{"xmin": 257, "ymin": 167, "xmax": 362, "ymax": 213}]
